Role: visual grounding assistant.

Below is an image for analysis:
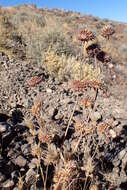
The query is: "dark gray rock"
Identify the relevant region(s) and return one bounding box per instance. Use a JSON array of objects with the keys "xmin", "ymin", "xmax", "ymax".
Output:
[{"xmin": 0, "ymin": 113, "xmax": 10, "ymax": 122}]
